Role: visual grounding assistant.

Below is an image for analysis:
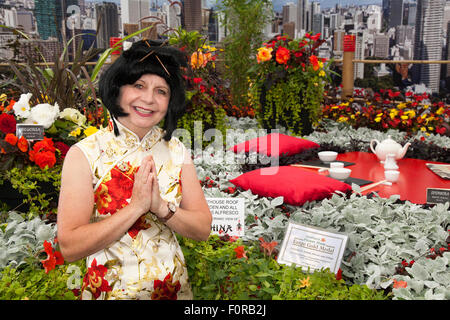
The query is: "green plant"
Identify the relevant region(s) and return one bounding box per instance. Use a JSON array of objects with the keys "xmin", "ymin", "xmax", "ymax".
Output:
[
  {"xmin": 0, "ymin": 260, "xmax": 85, "ymax": 300},
  {"xmin": 217, "ymin": 0, "xmax": 273, "ymax": 108},
  {"xmin": 1, "ymin": 165, "xmax": 61, "ymax": 216}
]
